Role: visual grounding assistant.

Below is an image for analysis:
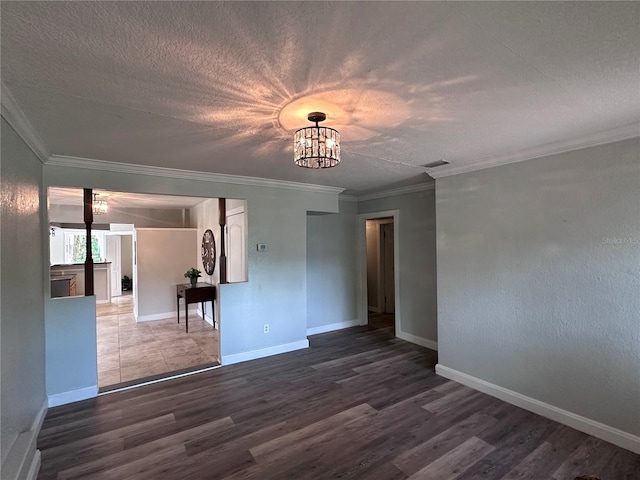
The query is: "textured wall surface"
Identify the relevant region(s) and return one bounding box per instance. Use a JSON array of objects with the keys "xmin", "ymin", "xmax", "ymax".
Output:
[
  {"xmin": 307, "ymin": 200, "xmax": 358, "ymax": 329},
  {"xmin": 359, "ymin": 188, "xmax": 438, "ymax": 344},
  {"xmin": 0, "ymin": 118, "xmax": 46, "ymax": 468},
  {"xmin": 436, "ymin": 138, "xmax": 640, "ymax": 435}
]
